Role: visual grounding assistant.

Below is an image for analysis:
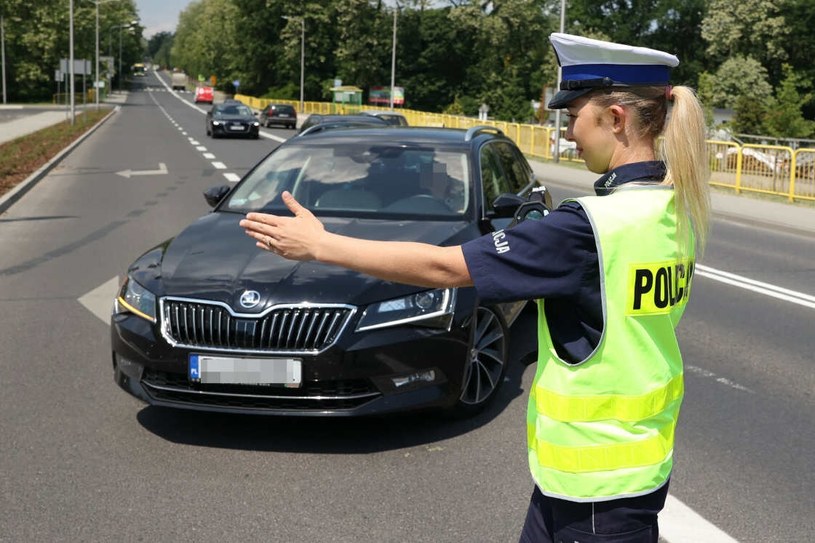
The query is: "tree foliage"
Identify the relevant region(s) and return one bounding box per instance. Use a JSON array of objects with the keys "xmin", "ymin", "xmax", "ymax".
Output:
[
  {"xmin": 1, "ymin": 0, "xmax": 141, "ymax": 101},
  {"xmin": 4, "ymin": 0, "xmax": 814, "ymax": 136}
]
